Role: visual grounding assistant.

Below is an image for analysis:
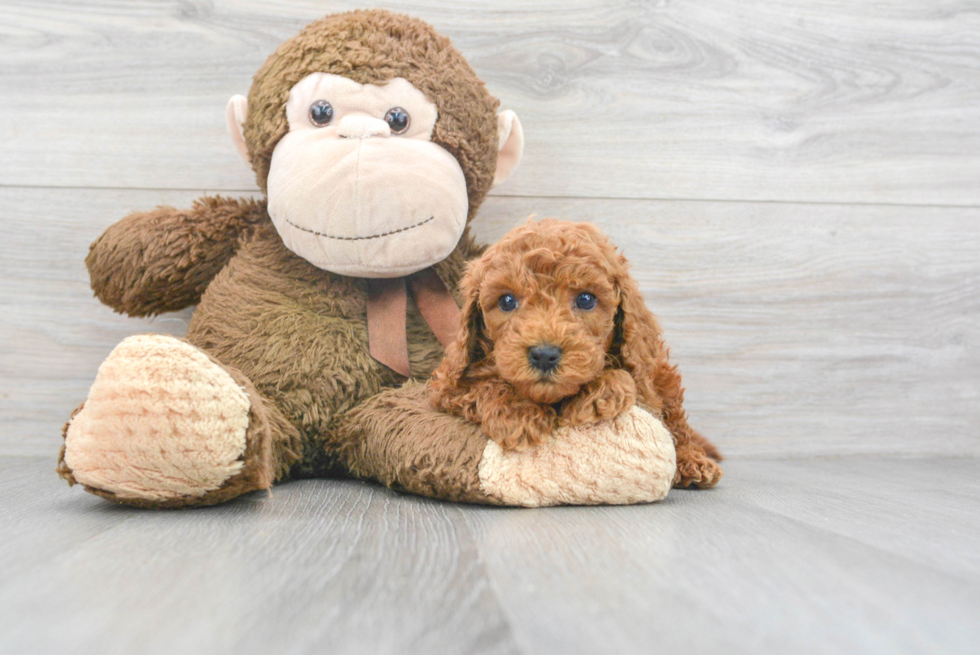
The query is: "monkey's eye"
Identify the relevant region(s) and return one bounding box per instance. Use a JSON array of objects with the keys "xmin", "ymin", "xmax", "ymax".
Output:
[
  {"xmin": 384, "ymin": 107, "xmax": 410, "ymax": 134},
  {"xmin": 309, "ymin": 100, "xmax": 334, "ymax": 126},
  {"xmin": 498, "ymin": 294, "xmax": 519, "ymax": 312},
  {"xmin": 575, "ymin": 292, "xmax": 598, "ymax": 311}
]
